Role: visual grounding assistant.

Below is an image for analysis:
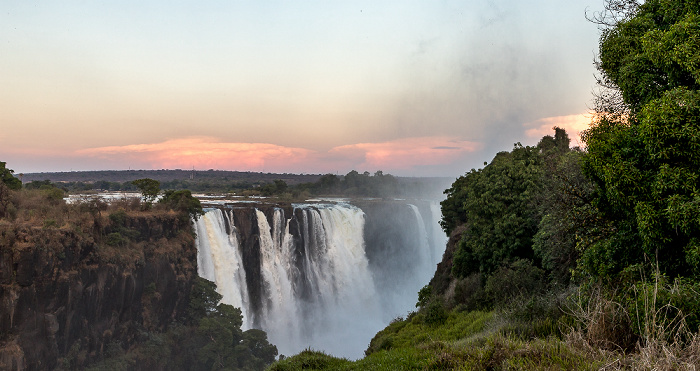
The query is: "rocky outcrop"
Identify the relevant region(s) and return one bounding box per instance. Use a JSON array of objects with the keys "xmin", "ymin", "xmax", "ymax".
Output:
[
  {"xmin": 429, "ymin": 224, "xmax": 466, "ymax": 295},
  {"xmin": 0, "ymin": 211, "xmax": 198, "ymax": 370}
]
